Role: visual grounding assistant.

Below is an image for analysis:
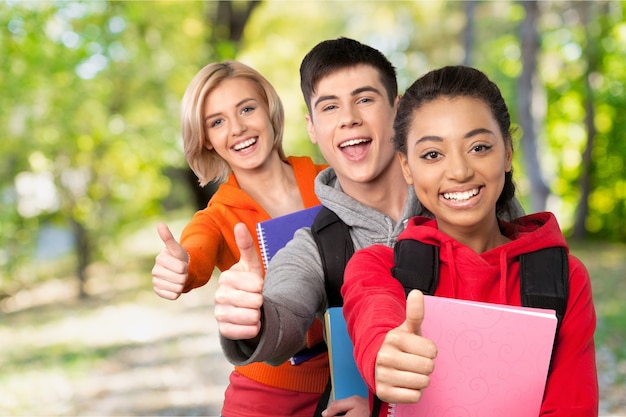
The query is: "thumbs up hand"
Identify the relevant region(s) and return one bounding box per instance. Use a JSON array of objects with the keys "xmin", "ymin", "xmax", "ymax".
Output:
[
  {"xmin": 214, "ymin": 223, "xmax": 265, "ymax": 341},
  {"xmin": 152, "ymin": 223, "xmax": 190, "ymax": 300},
  {"xmin": 402, "ymin": 289, "xmax": 426, "ymax": 336},
  {"xmin": 374, "ymin": 290, "xmax": 438, "ymax": 404}
]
